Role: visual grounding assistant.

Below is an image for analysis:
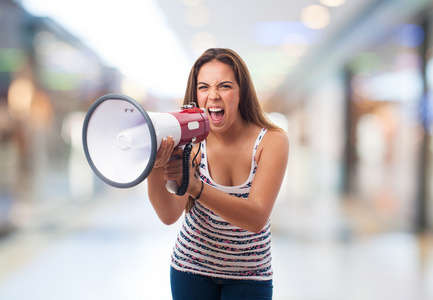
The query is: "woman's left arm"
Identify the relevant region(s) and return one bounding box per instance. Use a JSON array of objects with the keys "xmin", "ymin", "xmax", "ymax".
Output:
[{"xmin": 185, "ymin": 131, "xmax": 289, "ymax": 233}]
